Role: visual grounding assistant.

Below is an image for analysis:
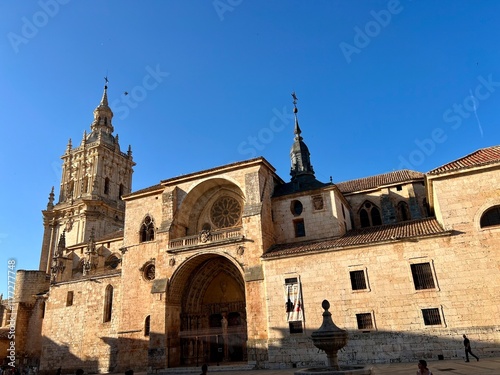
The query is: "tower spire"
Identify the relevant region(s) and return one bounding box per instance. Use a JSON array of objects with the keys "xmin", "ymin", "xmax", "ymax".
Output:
[
  {"xmin": 289, "ymin": 92, "xmax": 315, "ymax": 181},
  {"xmin": 90, "ymin": 77, "xmax": 114, "ymax": 134},
  {"xmin": 292, "ymin": 91, "xmax": 302, "ymax": 140}
]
